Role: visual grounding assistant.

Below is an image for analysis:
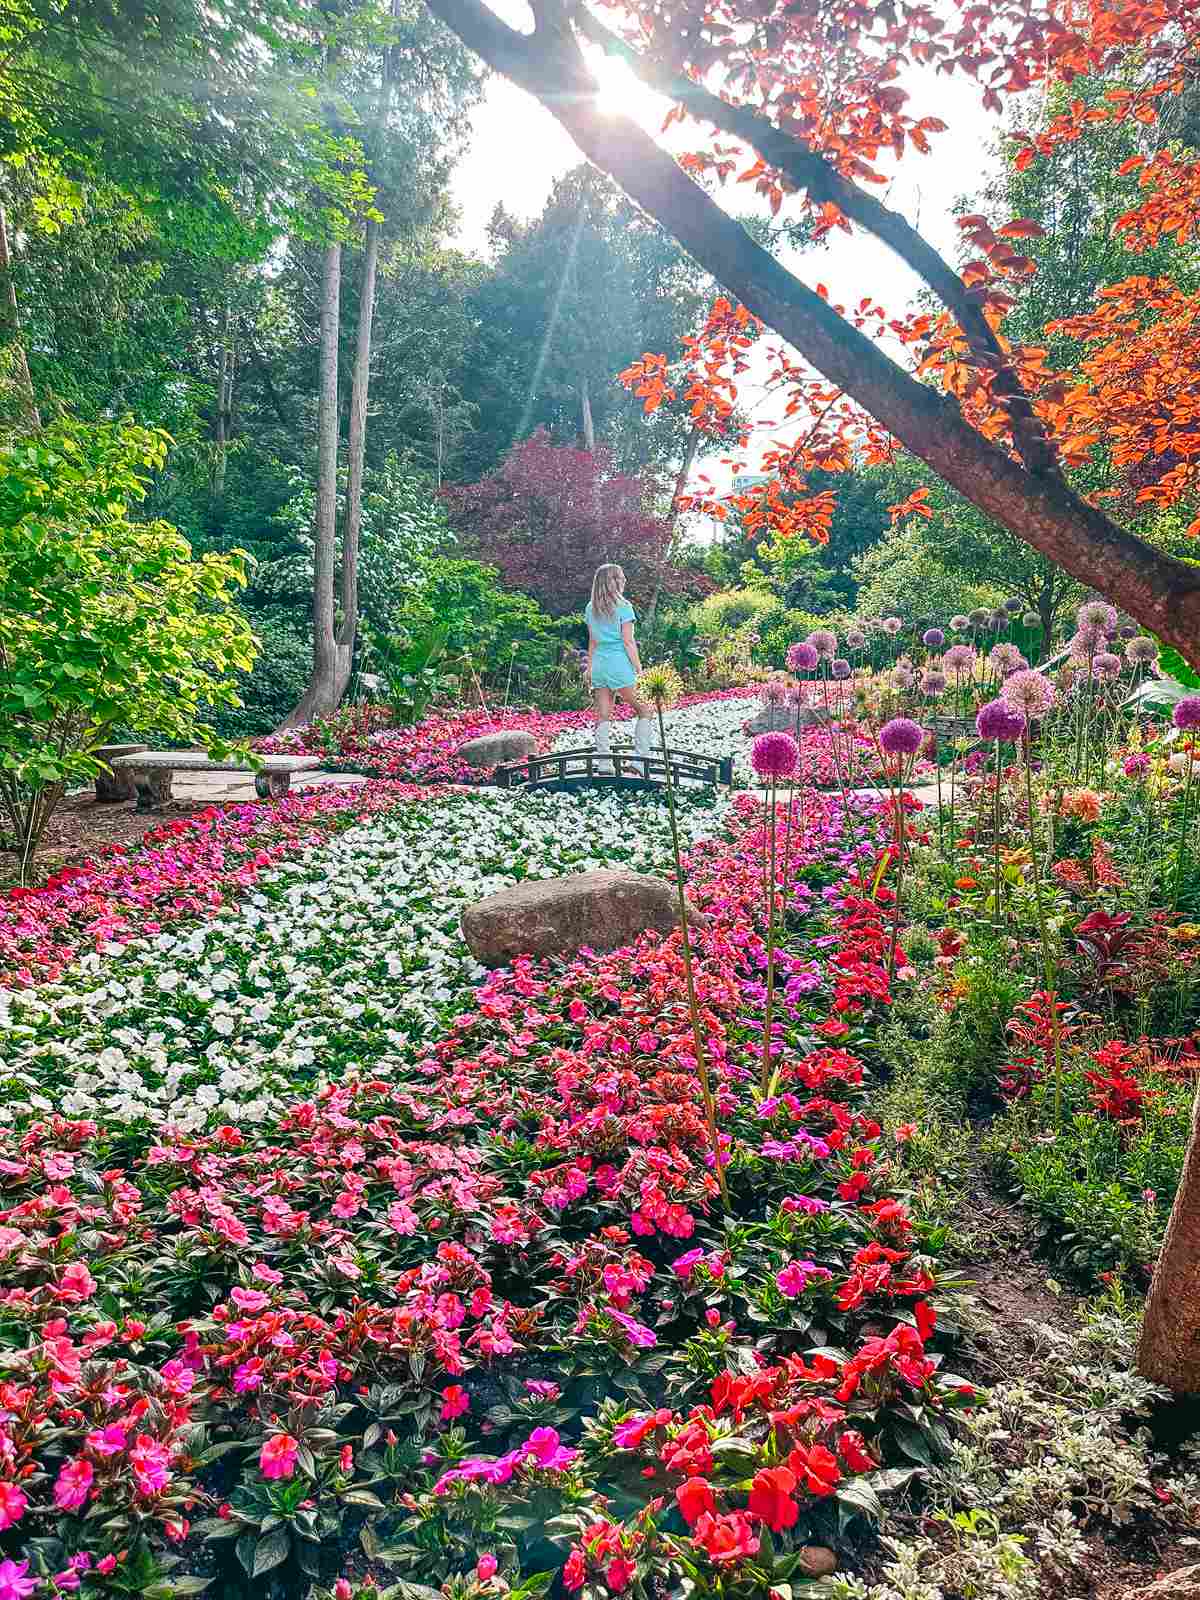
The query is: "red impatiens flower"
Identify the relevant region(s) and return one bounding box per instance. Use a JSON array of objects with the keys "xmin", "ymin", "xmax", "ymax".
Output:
[
  {"xmin": 692, "ymin": 1510, "xmax": 760, "ymax": 1564},
  {"xmin": 787, "ymin": 1443, "xmax": 841, "ymax": 1496},
  {"xmin": 837, "ymin": 1430, "xmax": 876, "ymax": 1473},
  {"xmin": 748, "ymin": 1466, "xmax": 800, "ymax": 1531},
  {"xmin": 440, "ymin": 1384, "xmax": 470, "ymax": 1420},
  {"xmin": 676, "ymin": 1477, "xmax": 716, "ymax": 1527}
]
